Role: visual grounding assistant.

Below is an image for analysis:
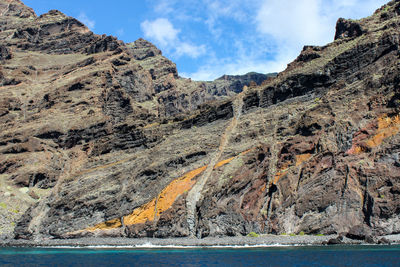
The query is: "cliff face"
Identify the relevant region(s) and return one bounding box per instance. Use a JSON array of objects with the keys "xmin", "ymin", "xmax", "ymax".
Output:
[{"xmin": 1, "ymin": 0, "xmax": 400, "ymax": 240}]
